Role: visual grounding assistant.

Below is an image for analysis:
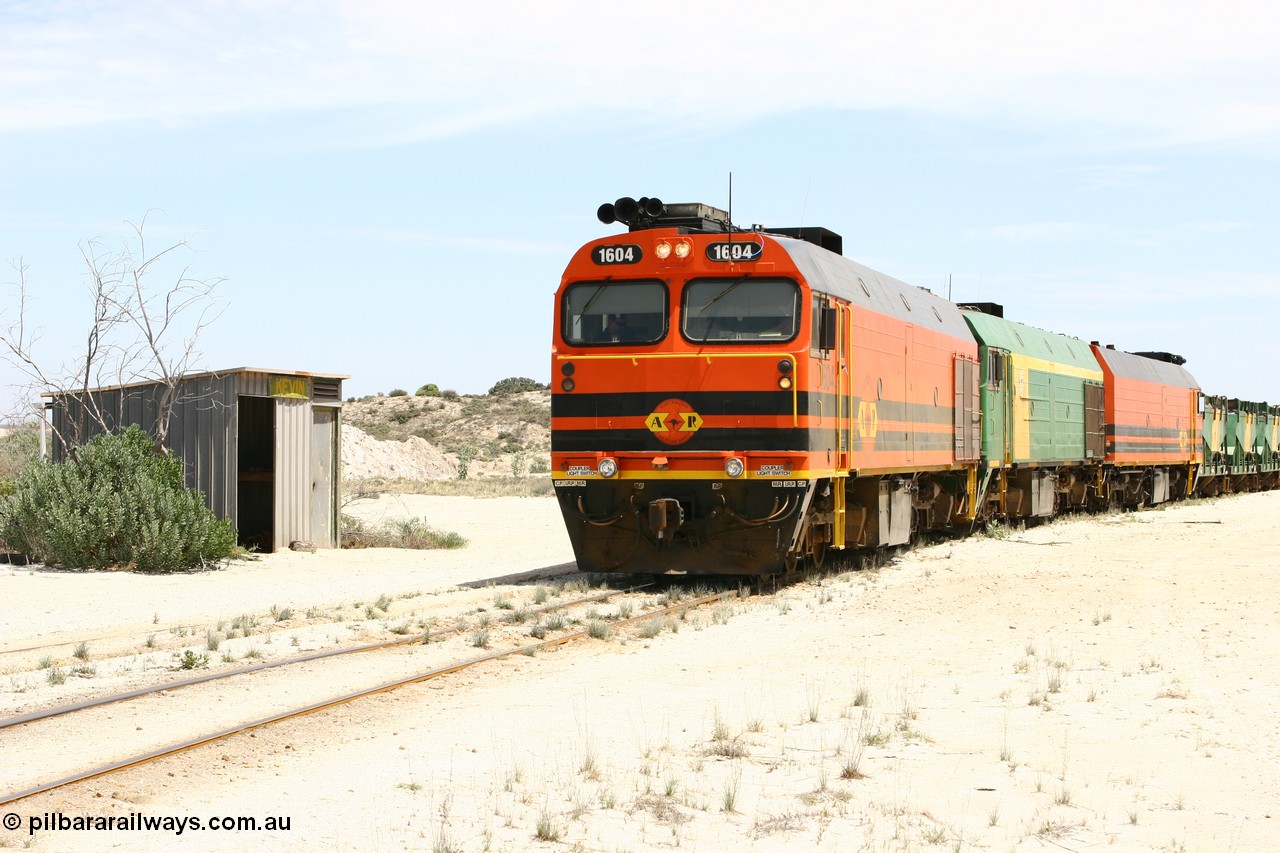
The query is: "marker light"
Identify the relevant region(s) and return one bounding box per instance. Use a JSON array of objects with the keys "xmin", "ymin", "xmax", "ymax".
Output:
[
  {"xmin": 725, "ymin": 457, "xmax": 745, "ymax": 478},
  {"xmin": 561, "ymin": 361, "xmax": 575, "ymax": 376},
  {"xmin": 673, "ymin": 239, "xmax": 692, "ymax": 258},
  {"xmin": 777, "ymin": 359, "xmax": 793, "ymax": 374},
  {"xmin": 598, "ymin": 458, "xmax": 619, "ymax": 478},
  {"xmin": 778, "ymin": 376, "xmax": 793, "ymax": 390},
  {"xmin": 561, "ymin": 377, "xmax": 576, "ymax": 392},
  {"xmin": 654, "ymin": 240, "xmax": 672, "ymax": 259}
]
